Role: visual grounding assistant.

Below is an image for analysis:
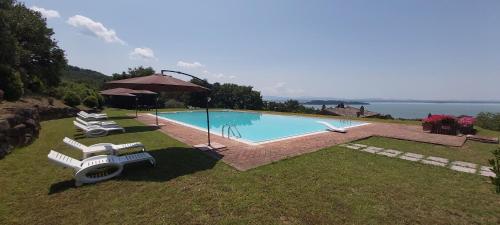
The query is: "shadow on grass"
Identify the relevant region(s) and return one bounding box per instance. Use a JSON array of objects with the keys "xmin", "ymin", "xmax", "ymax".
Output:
[
  {"xmin": 108, "ymin": 116, "xmax": 136, "ymax": 120},
  {"xmin": 48, "ymin": 147, "xmax": 220, "ymax": 194},
  {"xmin": 123, "ymin": 125, "xmax": 159, "ymax": 134}
]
